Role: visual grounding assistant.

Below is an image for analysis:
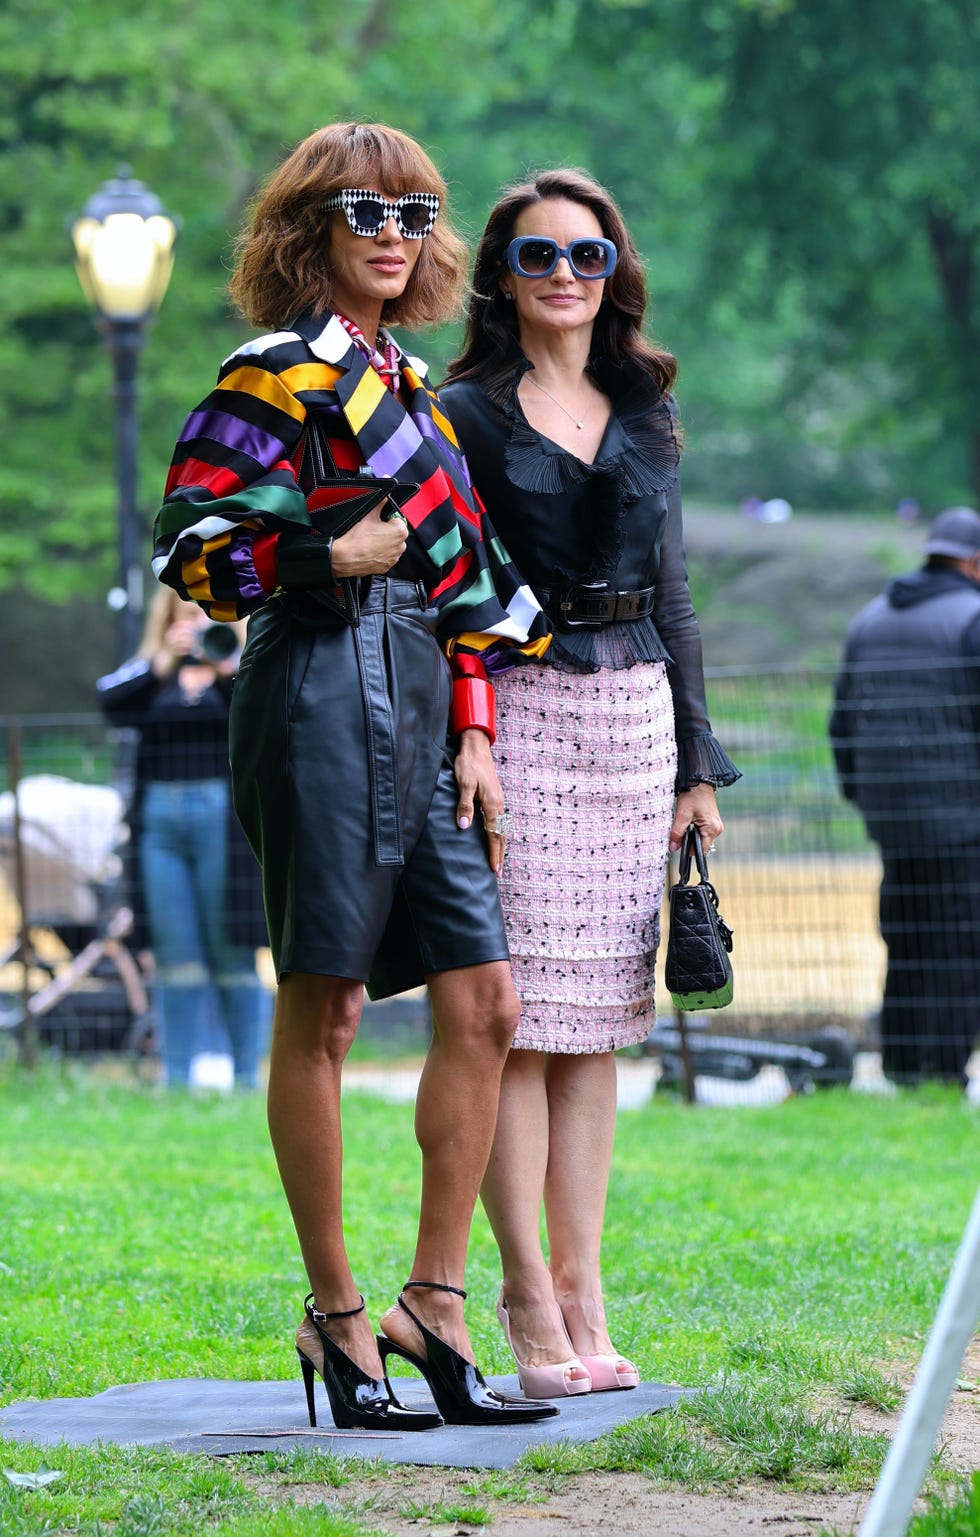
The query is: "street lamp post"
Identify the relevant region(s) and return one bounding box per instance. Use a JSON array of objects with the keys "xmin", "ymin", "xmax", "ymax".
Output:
[{"xmin": 71, "ymin": 168, "xmax": 178, "ymax": 661}]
